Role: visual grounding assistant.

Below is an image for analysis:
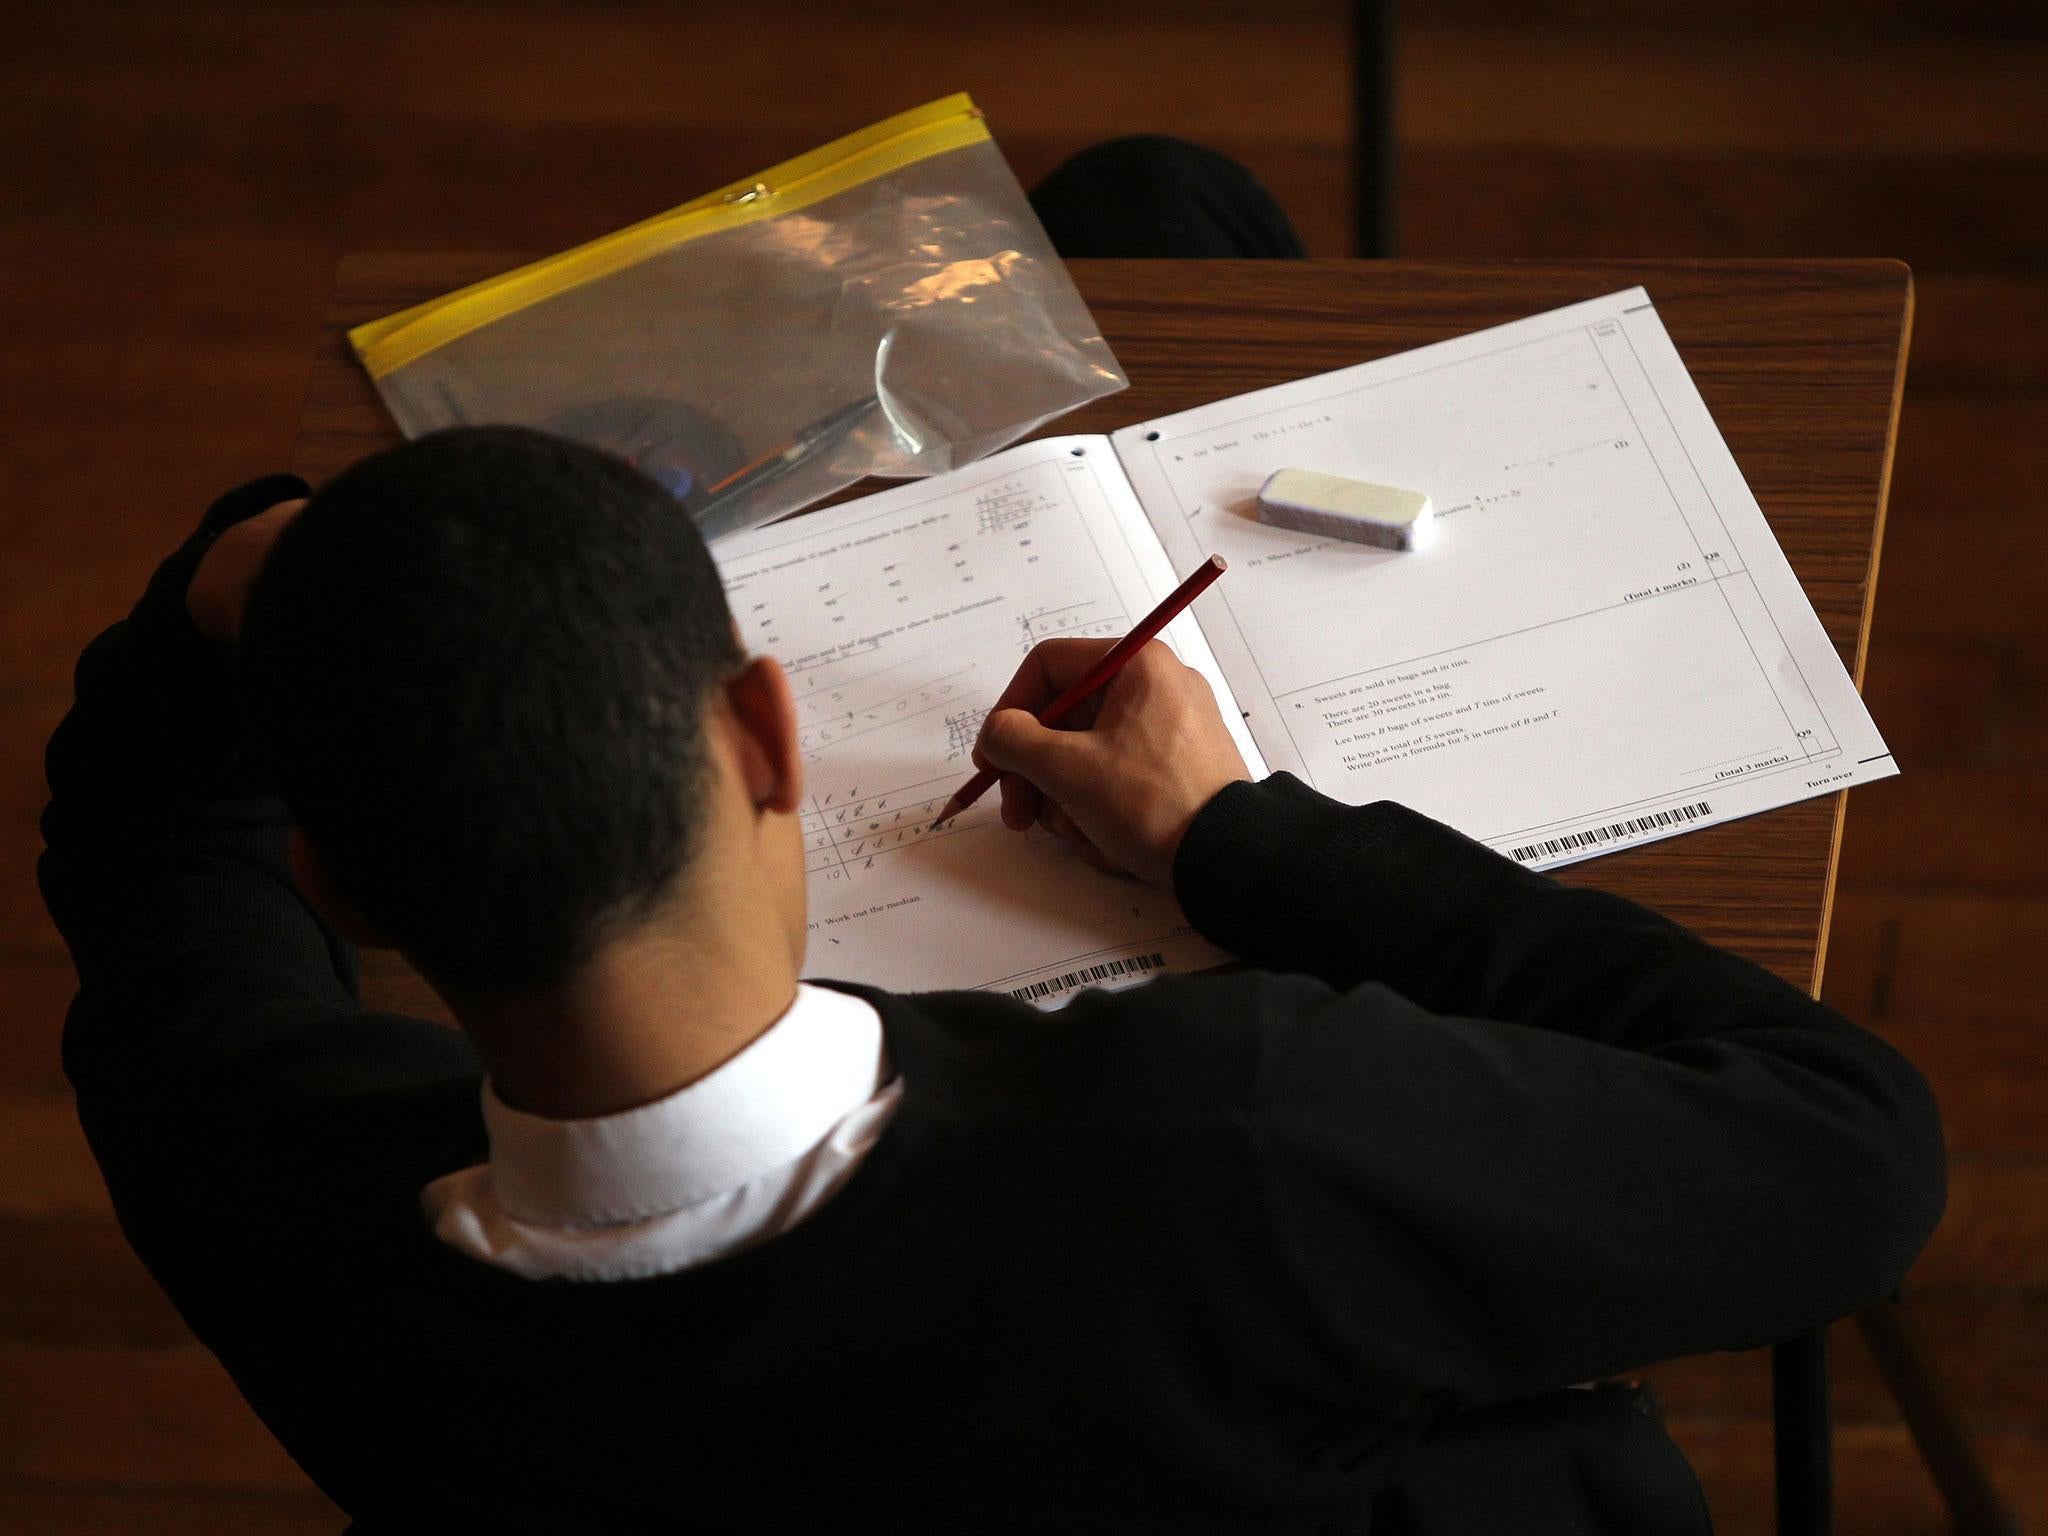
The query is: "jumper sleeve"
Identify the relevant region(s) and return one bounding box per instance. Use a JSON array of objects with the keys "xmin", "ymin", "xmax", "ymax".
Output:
[
  {"xmin": 1170, "ymin": 775, "xmax": 1946, "ymax": 1405},
  {"xmin": 39, "ymin": 480, "xmax": 483, "ymax": 1212}
]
